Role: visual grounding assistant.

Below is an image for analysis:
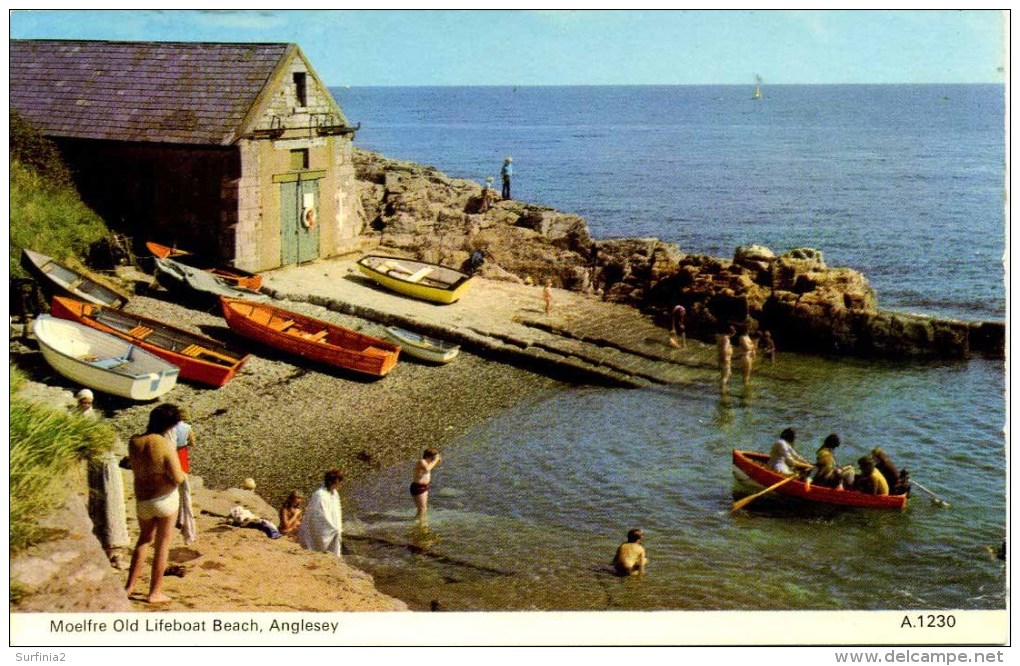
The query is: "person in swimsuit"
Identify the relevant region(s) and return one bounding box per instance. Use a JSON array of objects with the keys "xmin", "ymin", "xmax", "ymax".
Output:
[
  {"xmin": 738, "ymin": 327, "xmax": 756, "ymax": 386},
  {"xmin": 759, "ymin": 330, "xmax": 776, "ymax": 363},
  {"xmin": 717, "ymin": 326, "xmax": 735, "ymax": 394},
  {"xmin": 544, "ymin": 278, "xmax": 553, "ymax": 315},
  {"xmin": 670, "ymin": 304, "xmax": 686, "ymax": 348},
  {"xmin": 124, "ymin": 403, "xmax": 186, "ymax": 604},
  {"xmin": 612, "ymin": 528, "xmax": 648, "ymax": 576},
  {"xmin": 411, "ymin": 448, "xmax": 442, "ymax": 524}
]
